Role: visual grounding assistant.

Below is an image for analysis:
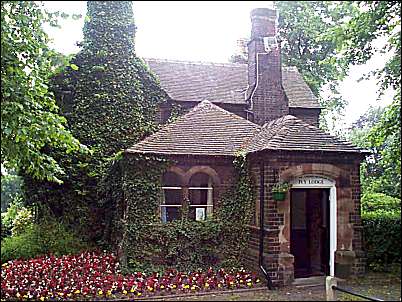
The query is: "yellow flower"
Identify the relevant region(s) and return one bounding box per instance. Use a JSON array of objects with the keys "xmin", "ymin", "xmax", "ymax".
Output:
[
  {"xmin": 256, "ymin": 279, "xmax": 260, "ymax": 283},
  {"xmin": 218, "ymin": 284, "xmax": 222, "ymax": 288},
  {"xmin": 137, "ymin": 292, "xmax": 142, "ymax": 296},
  {"xmin": 247, "ymin": 282, "xmax": 252, "ymax": 287},
  {"xmin": 240, "ymin": 280, "xmax": 244, "ymax": 283},
  {"xmin": 205, "ymin": 283, "xmax": 209, "ymax": 288},
  {"xmin": 98, "ymin": 290, "xmax": 103, "ymax": 296},
  {"xmin": 67, "ymin": 293, "xmax": 72, "ymax": 297},
  {"xmin": 106, "ymin": 290, "xmax": 112, "ymax": 296},
  {"xmin": 74, "ymin": 290, "xmax": 80, "ymax": 294},
  {"xmin": 172, "ymin": 284, "xmax": 177, "ymax": 289},
  {"xmin": 160, "ymin": 285, "xmax": 165, "ymax": 289},
  {"xmin": 130, "ymin": 288, "xmax": 135, "ymax": 293},
  {"xmin": 123, "ymin": 290, "xmax": 128, "ymax": 295},
  {"xmin": 147, "ymin": 286, "xmax": 153, "ymax": 292},
  {"xmin": 16, "ymin": 293, "xmax": 21, "ymax": 298},
  {"xmin": 40, "ymin": 297, "xmax": 45, "ymax": 302}
]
